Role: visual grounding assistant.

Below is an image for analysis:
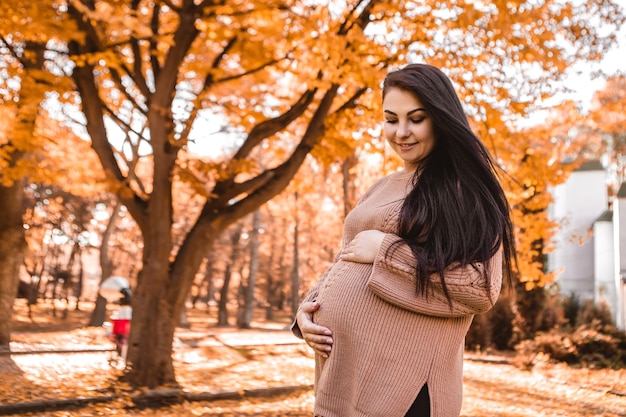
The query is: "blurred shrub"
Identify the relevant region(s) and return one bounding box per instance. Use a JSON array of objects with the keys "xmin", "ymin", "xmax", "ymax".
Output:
[
  {"xmin": 514, "ymin": 320, "xmax": 626, "ymax": 369},
  {"xmin": 466, "ymin": 292, "xmax": 515, "ymax": 351},
  {"xmin": 516, "ymin": 302, "xmax": 626, "ymax": 369},
  {"xmin": 562, "ymin": 293, "xmax": 581, "ymax": 326},
  {"xmin": 467, "ymin": 290, "xmax": 626, "ymax": 371},
  {"xmin": 535, "ymin": 290, "xmax": 568, "ymax": 332},
  {"xmin": 576, "ymin": 299, "xmax": 614, "ymax": 328}
]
